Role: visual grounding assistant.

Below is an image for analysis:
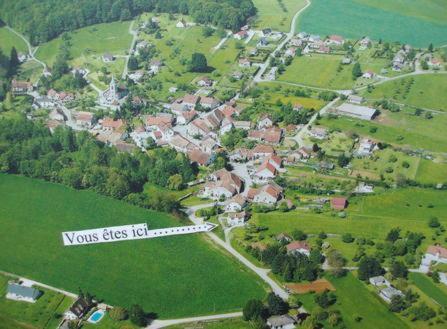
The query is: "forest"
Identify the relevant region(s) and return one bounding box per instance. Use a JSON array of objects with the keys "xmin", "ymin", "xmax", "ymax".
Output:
[
  {"xmin": 0, "ymin": 0, "xmax": 256, "ymax": 45},
  {"xmin": 0, "ymin": 117, "xmax": 197, "ymax": 213}
]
